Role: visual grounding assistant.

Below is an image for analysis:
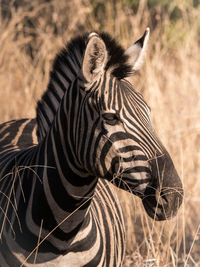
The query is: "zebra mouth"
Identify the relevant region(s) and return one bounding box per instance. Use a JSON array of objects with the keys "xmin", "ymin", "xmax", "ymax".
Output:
[
  {"xmin": 143, "ymin": 151, "xmax": 183, "ymax": 221},
  {"xmin": 142, "ymin": 186, "xmax": 183, "ymax": 221}
]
